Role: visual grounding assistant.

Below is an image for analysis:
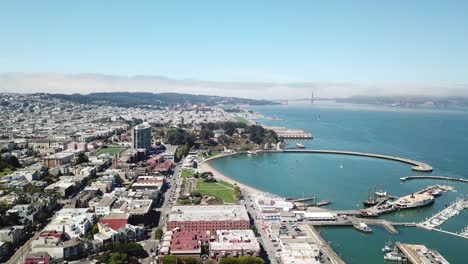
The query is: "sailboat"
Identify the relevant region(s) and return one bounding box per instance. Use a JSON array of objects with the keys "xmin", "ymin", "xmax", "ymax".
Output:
[{"xmin": 363, "ymin": 187, "xmax": 379, "ymax": 208}]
